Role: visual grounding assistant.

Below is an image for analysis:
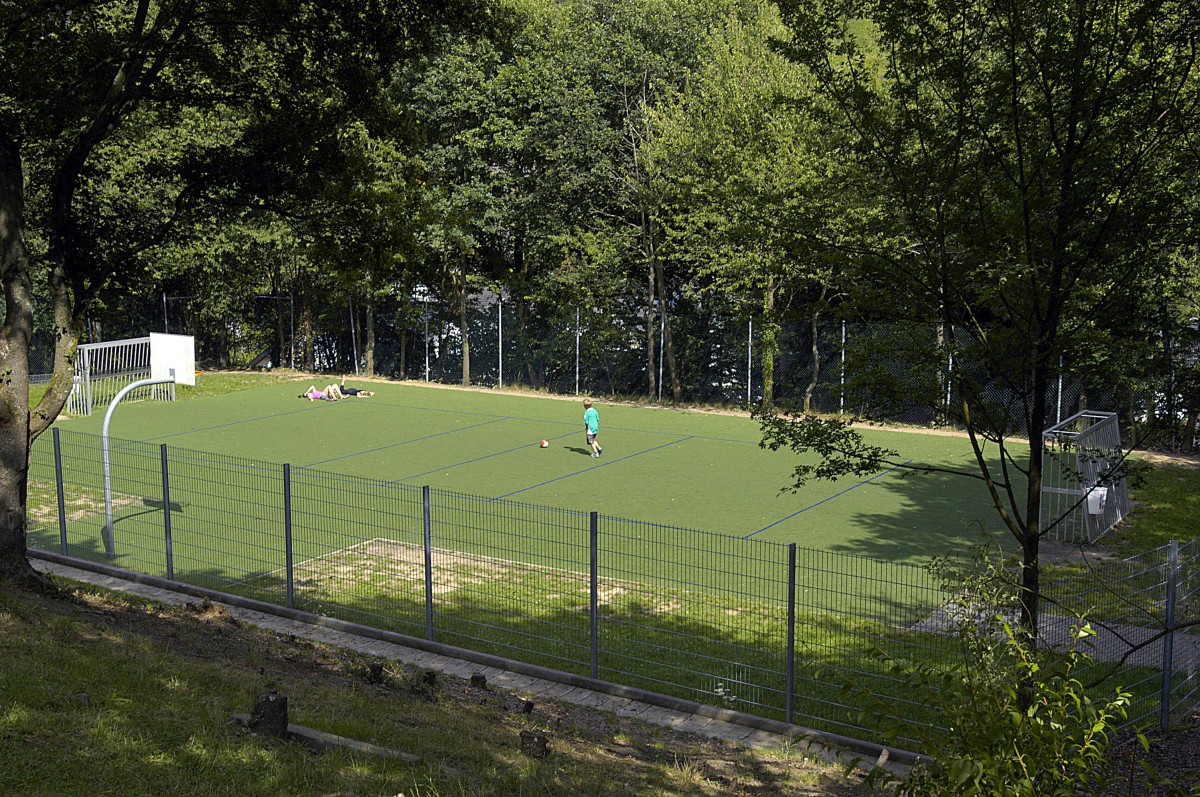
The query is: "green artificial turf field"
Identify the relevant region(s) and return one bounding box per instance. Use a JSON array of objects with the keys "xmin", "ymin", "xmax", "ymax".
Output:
[
  {"xmin": 26, "ymin": 377, "xmax": 1032, "ymax": 726},
  {"xmin": 47, "ymin": 378, "xmax": 1017, "ymax": 565}
]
